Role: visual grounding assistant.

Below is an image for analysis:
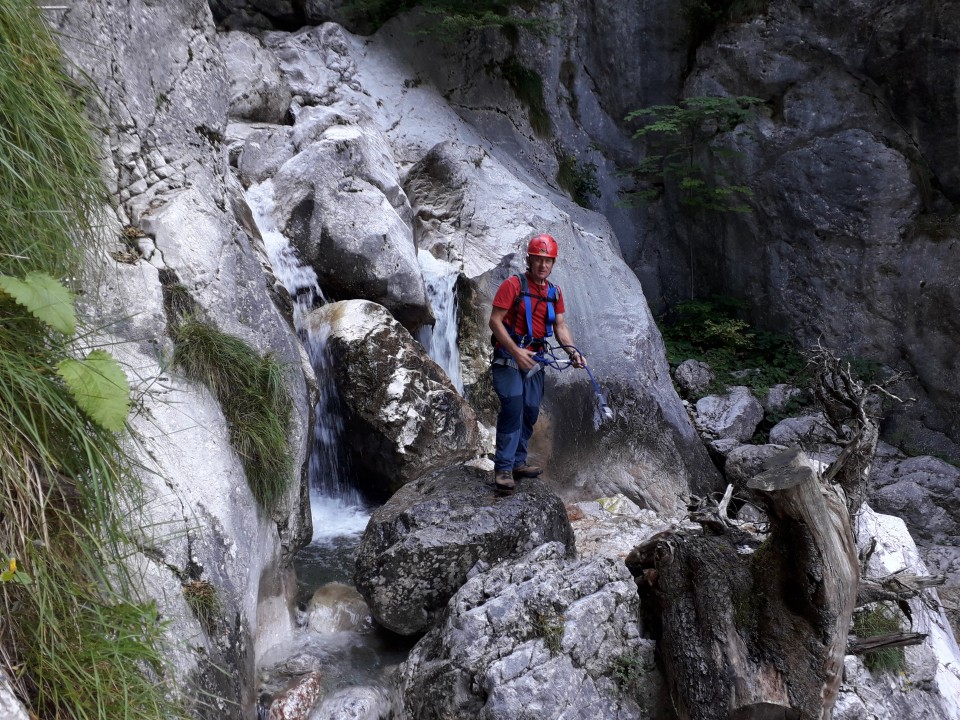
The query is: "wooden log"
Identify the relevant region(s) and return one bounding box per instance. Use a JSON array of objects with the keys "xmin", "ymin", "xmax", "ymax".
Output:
[
  {"xmin": 857, "ymin": 573, "xmax": 946, "ymax": 606},
  {"xmin": 638, "ymin": 449, "xmax": 859, "ymax": 720},
  {"xmin": 848, "ymin": 631, "xmax": 927, "ymax": 654}
]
